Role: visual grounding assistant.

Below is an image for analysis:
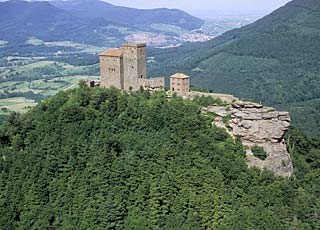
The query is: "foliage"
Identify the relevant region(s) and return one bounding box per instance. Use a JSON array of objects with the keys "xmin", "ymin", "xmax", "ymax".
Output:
[
  {"xmin": 0, "ymin": 88, "xmax": 319, "ymax": 229},
  {"xmin": 192, "ymin": 95, "xmax": 220, "ymax": 107},
  {"xmin": 0, "ymin": 114, "xmax": 8, "ymax": 124},
  {"xmin": 251, "ymin": 146, "xmax": 267, "ymax": 160}
]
